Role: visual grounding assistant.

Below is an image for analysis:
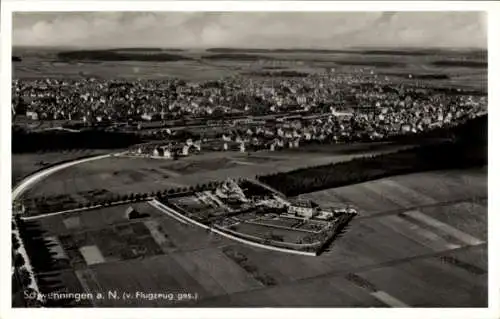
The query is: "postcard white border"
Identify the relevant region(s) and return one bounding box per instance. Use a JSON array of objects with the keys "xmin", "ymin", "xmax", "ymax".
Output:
[{"xmin": 1, "ymin": 1, "xmax": 499, "ymax": 319}]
